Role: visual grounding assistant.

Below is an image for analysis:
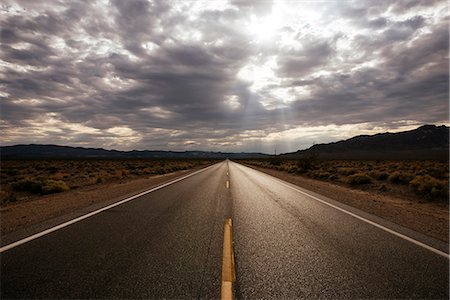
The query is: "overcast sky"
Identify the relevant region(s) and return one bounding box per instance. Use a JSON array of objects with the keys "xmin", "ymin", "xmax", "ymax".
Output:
[{"xmin": 1, "ymin": 0, "xmax": 448, "ymax": 153}]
